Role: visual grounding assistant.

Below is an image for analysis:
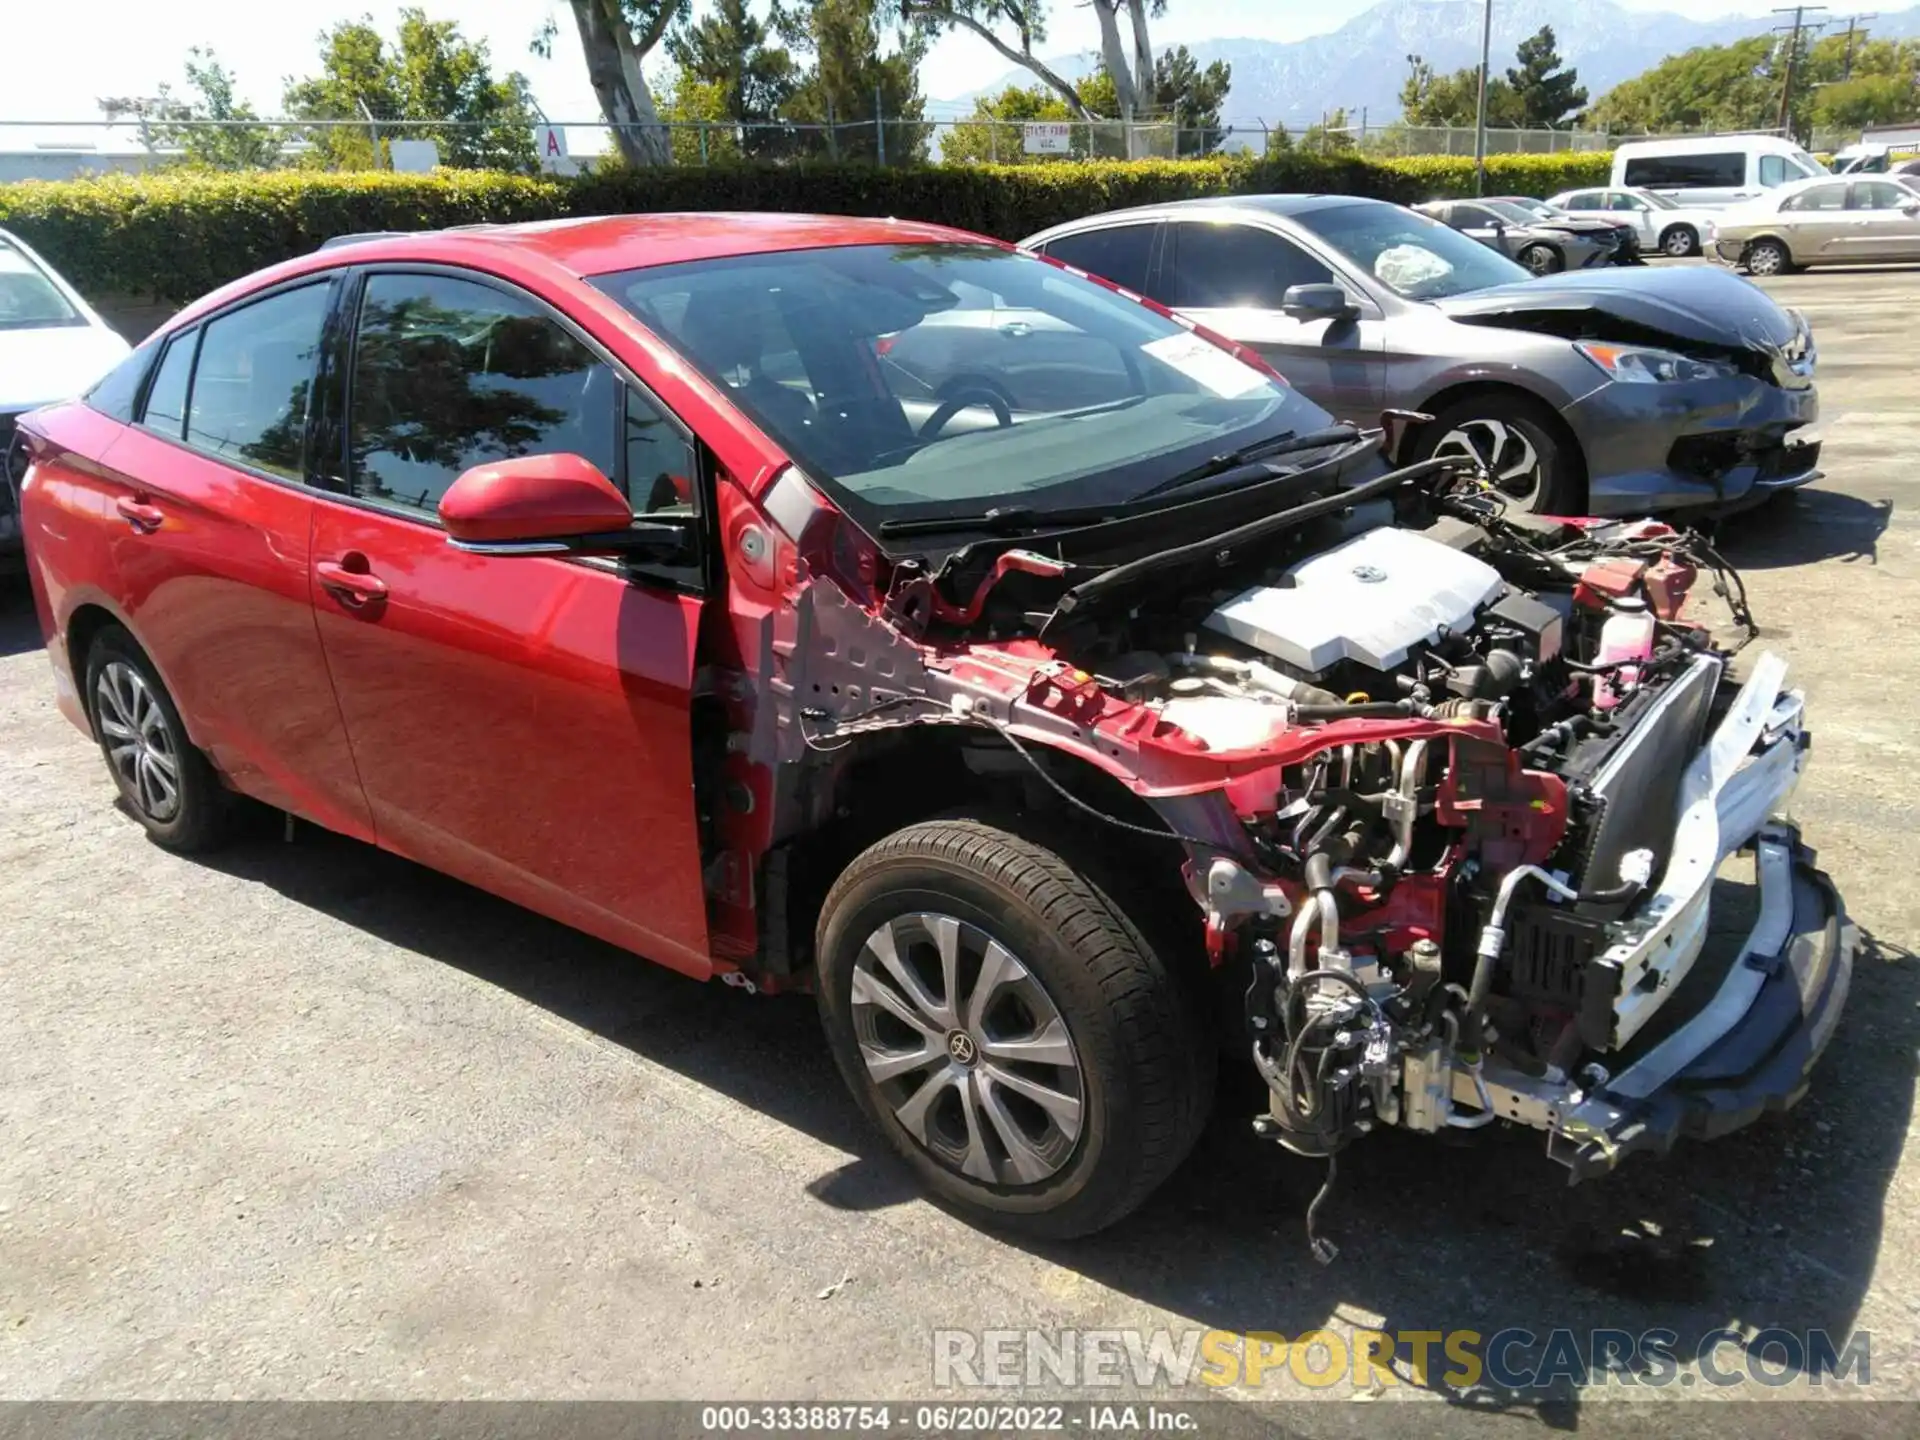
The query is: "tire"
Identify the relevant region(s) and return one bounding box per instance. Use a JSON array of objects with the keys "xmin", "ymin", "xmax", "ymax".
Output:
[
  {"xmin": 1745, "ymin": 238, "xmax": 1792, "ymax": 277},
  {"xmin": 83, "ymin": 625, "xmax": 232, "ymax": 852},
  {"xmin": 816, "ymin": 818, "xmax": 1210, "ymax": 1238},
  {"xmin": 1518, "ymin": 243, "xmax": 1564, "ymax": 276},
  {"xmin": 1659, "ymin": 225, "xmax": 1700, "ymax": 258},
  {"xmin": 1414, "ymin": 393, "xmax": 1582, "ymax": 515}
]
